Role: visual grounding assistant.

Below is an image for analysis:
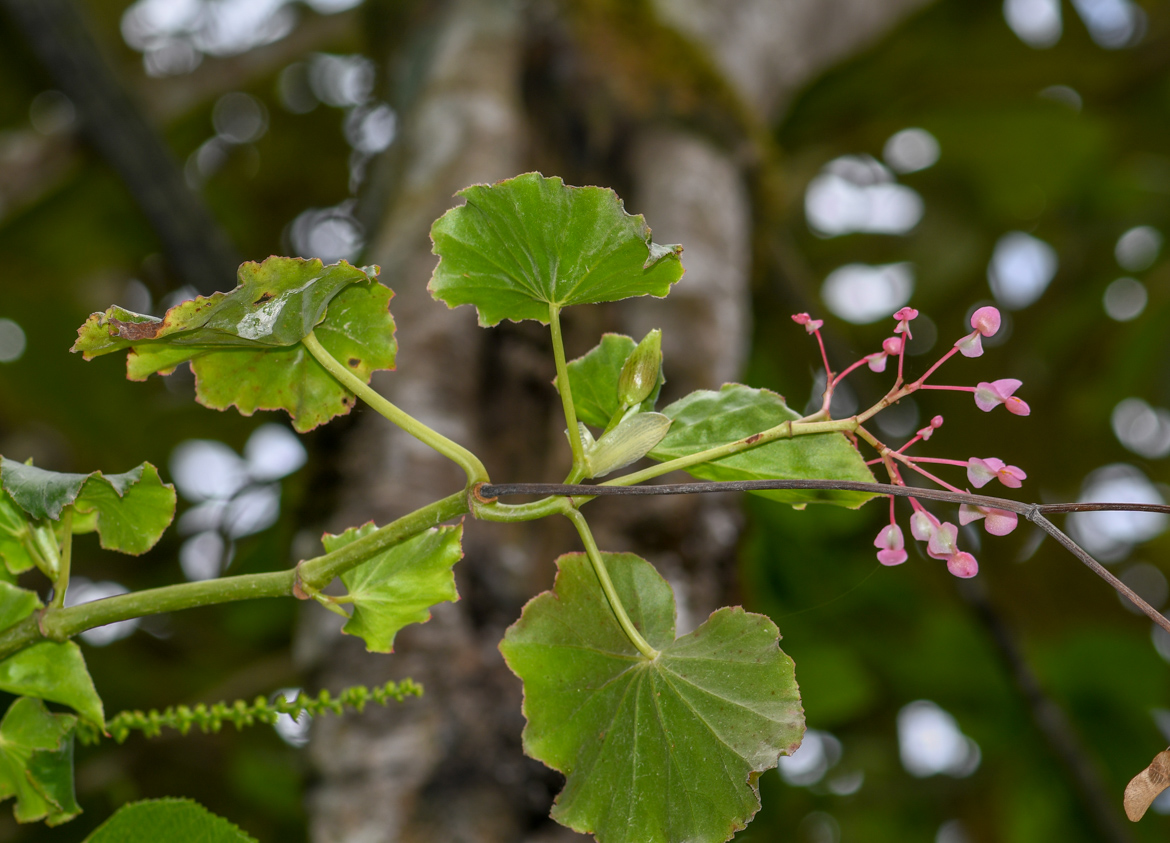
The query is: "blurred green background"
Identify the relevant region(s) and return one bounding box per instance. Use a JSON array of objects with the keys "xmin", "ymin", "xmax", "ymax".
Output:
[{"xmin": 1, "ymin": 0, "xmax": 1169, "ymax": 841}]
